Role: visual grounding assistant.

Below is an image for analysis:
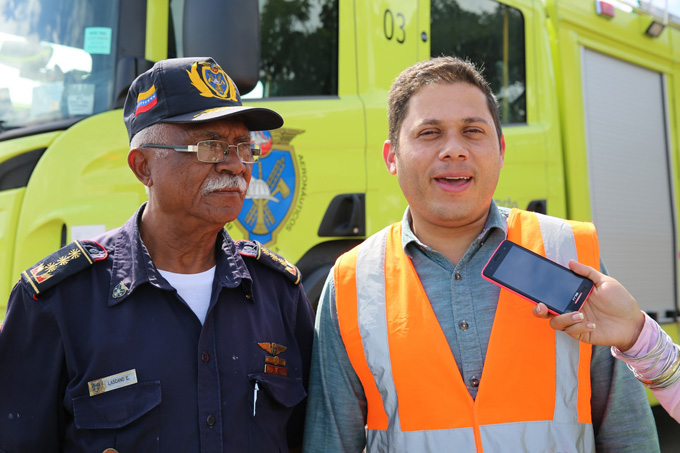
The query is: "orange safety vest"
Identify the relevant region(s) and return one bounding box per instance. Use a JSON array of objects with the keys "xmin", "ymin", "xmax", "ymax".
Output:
[{"xmin": 335, "ymin": 209, "xmax": 599, "ymax": 452}]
